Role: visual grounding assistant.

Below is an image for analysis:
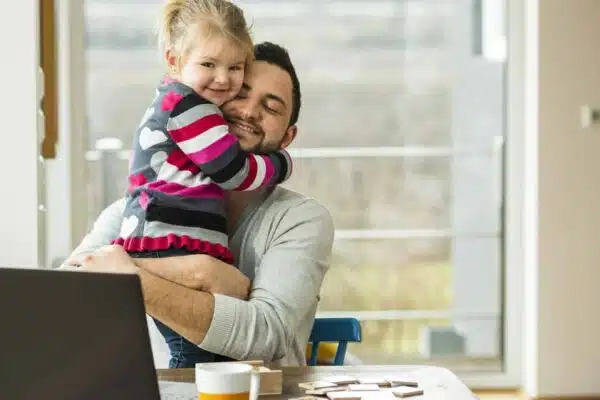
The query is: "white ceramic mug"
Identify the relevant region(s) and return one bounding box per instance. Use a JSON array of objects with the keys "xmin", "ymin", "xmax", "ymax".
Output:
[{"xmin": 195, "ymin": 362, "xmax": 260, "ymax": 400}]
